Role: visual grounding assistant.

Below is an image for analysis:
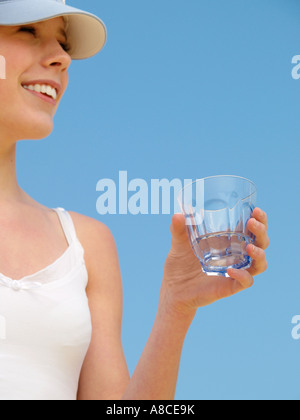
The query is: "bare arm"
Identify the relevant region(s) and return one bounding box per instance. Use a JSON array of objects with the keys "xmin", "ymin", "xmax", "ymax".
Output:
[
  {"xmin": 121, "ymin": 307, "xmax": 194, "ymax": 400},
  {"xmin": 74, "ymin": 214, "xmax": 130, "ymax": 400}
]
